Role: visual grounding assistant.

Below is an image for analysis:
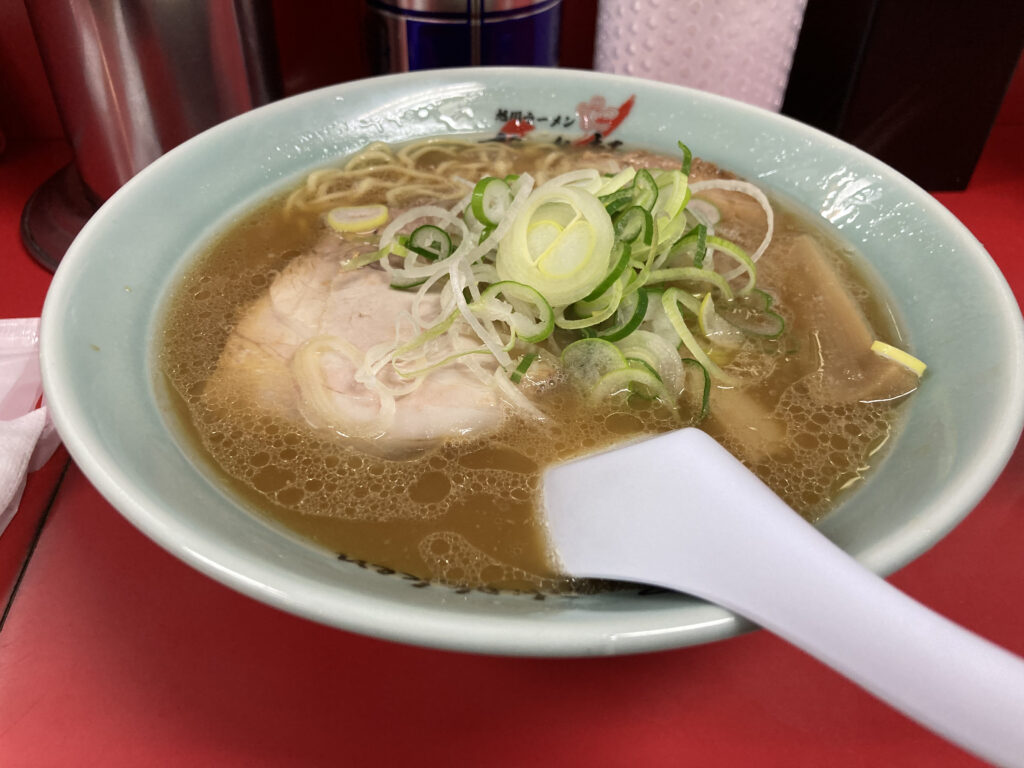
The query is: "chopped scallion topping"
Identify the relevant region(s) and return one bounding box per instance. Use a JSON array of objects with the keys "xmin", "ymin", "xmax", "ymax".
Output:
[{"xmin": 346, "ymin": 137, "xmax": 920, "ymax": 425}]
